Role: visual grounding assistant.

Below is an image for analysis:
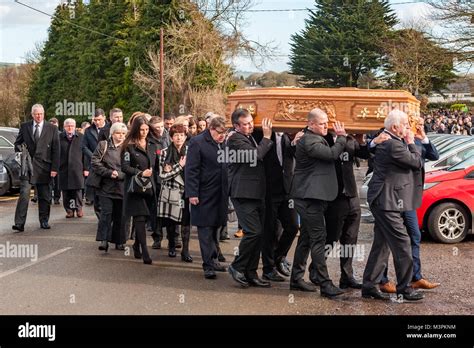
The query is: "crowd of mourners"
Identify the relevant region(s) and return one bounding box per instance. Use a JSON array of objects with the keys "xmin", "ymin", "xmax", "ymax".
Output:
[
  {"xmin": 12, "ymin": 103, "xmax": 449, "ymax": 302},
  {"xmin": 422, "ymin": 109, "xmax": 474, "ymax": 135}
]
